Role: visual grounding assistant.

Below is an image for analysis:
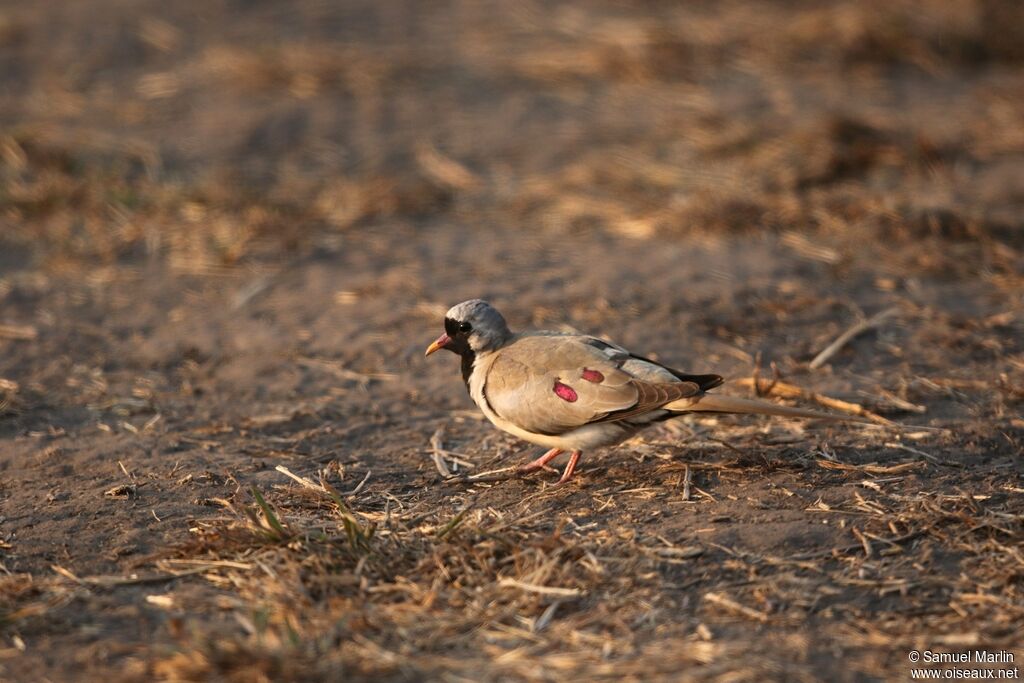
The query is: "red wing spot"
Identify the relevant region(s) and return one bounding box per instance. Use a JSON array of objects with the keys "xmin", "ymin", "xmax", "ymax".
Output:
[
  {"xmin": 553, "ymin": 381, "xmax": 578, "ymax": 402},
  {"xmin": 581, "ymin": 368, "xmax": 604, "ymax": 383}
]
